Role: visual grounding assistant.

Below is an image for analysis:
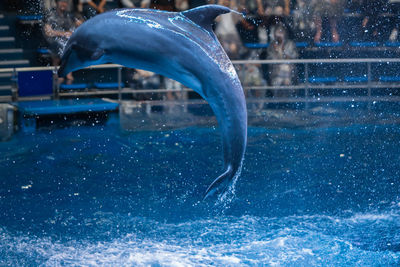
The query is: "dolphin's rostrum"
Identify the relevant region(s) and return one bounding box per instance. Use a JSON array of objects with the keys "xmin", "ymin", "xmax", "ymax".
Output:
[{"xmin": 58, "ymin": 5, "xmax": 247, "ymax": 199}]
